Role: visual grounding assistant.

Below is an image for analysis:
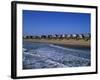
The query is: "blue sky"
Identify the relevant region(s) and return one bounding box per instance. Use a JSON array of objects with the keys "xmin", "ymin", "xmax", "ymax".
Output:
[{"xmin": 23, "ymin": 10, "xmax": 90, "ymax": 35}]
